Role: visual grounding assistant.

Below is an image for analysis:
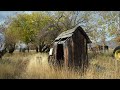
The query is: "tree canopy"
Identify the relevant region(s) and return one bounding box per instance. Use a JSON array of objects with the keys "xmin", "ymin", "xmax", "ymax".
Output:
[{"xmin": 1, "ymin": 11, "xmax": 120, "ymax": 48}]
